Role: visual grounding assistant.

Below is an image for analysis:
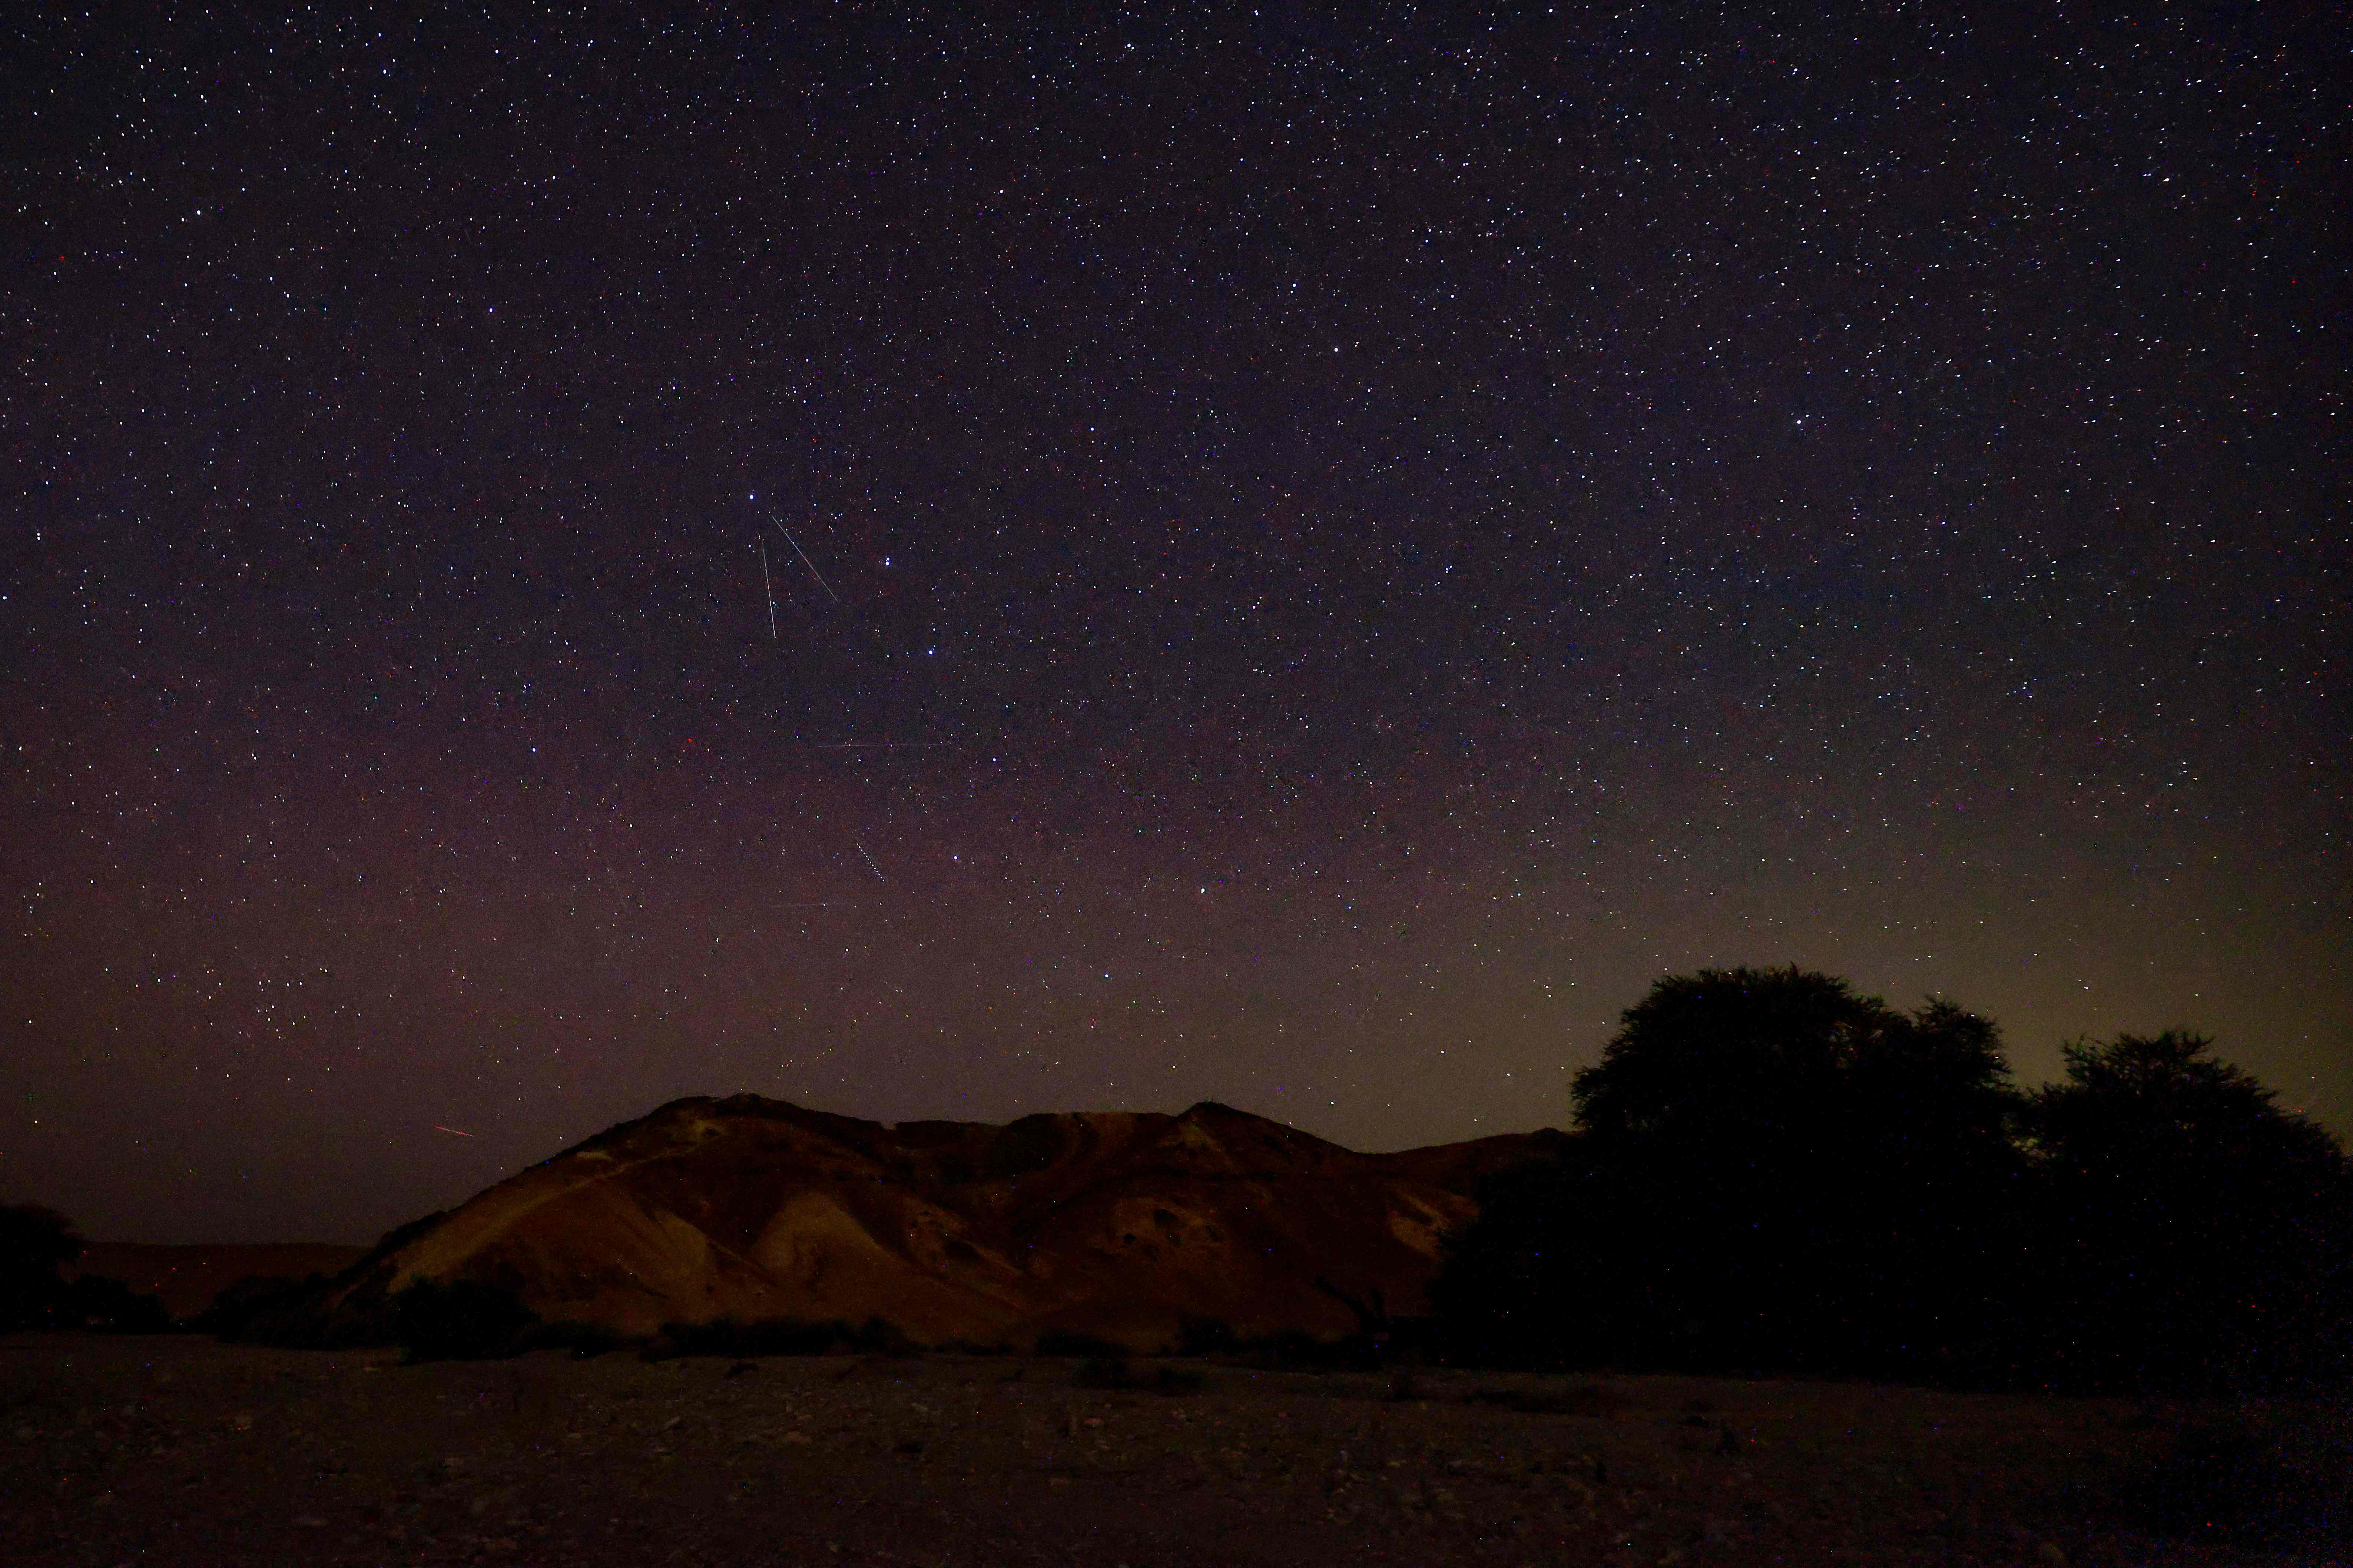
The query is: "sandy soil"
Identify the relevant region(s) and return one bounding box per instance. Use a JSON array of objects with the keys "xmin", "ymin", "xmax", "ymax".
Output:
[{"xmin": 2, "ymin": 1335, "xmax": 2342, "ymax": 1567}]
